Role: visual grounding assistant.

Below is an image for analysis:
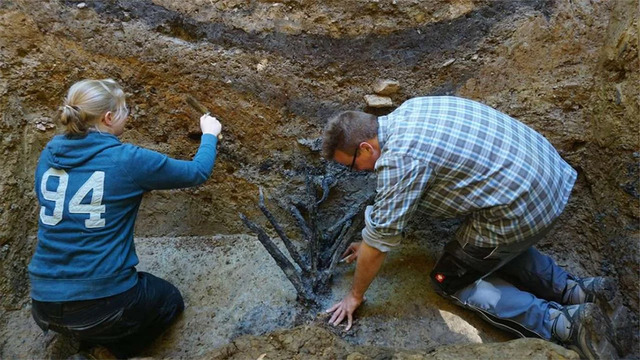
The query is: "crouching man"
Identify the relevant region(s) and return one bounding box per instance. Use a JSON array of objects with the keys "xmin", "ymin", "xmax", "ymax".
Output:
[{"xmin": 323, "ymin": 96, "xmax": 619, "ymax": 359}]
